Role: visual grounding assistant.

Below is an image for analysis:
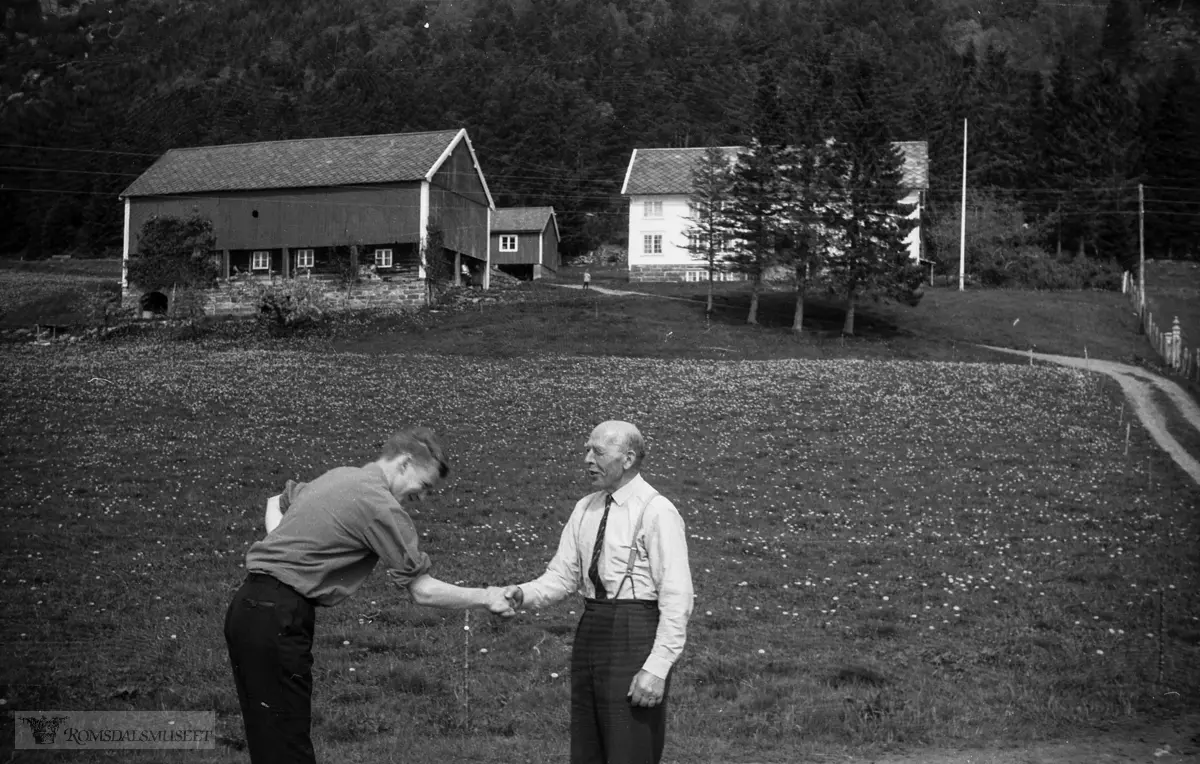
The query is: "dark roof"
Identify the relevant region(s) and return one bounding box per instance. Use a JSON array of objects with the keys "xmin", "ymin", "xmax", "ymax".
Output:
[
  {"xmin": 620, "ymin": 147, "xmax": 740, "ymax": 196},
  {"xmin": 621, "ymin": 141, "xmax": 930, "ymax": 195},
  {"xmin": 492, "ymin": 206, "xmax": 555, "ymax": 233},
  {"xmin": 121, "ymin": 129, "xmax": 470, "ymax": 197}
]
